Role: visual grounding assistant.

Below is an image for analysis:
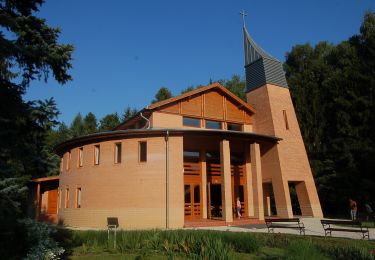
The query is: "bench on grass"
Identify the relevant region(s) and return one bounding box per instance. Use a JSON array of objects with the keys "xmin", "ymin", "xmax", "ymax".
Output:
[
  {"xmin": 320, "ymin": 219, "xmax": 369, "ymax": 240},
  {"xmin": 265, "ymin": 218, "xmax": 305, "ymax": 235}
]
